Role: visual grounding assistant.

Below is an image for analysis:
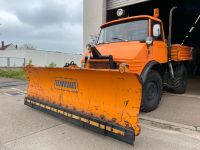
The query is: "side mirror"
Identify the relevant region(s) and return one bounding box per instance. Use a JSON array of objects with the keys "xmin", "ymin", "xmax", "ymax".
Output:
[
  {"xmin": 153, "ymin": 24, "xmax": 161, "ymax": 37},
  {"xmin": 146, "ymin": 36, "xmax": 153, "ymax": 46},
  {"xmin": 88, "ymin": 35, "xmax": 98, "ymax": 47}
]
